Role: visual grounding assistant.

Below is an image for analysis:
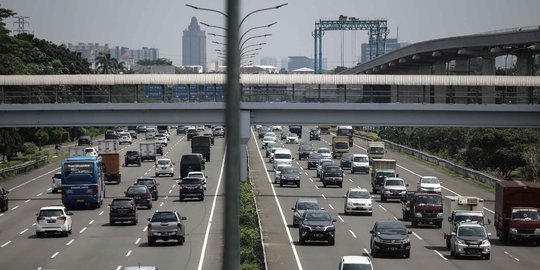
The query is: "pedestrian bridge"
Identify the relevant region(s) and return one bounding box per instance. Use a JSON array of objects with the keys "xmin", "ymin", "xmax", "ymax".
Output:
[{"xmin": 0, "ymin": 74, "xmax": 538, "ymax": 127}]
